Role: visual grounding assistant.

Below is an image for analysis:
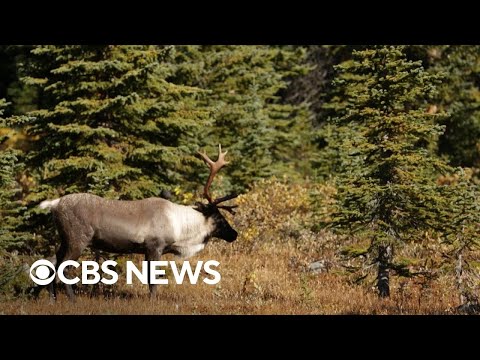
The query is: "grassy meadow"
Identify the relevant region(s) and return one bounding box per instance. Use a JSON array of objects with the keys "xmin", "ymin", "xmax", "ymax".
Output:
[{"xmin": 0, "ymin": 179, "xmax": 464, "ymax": 315}]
